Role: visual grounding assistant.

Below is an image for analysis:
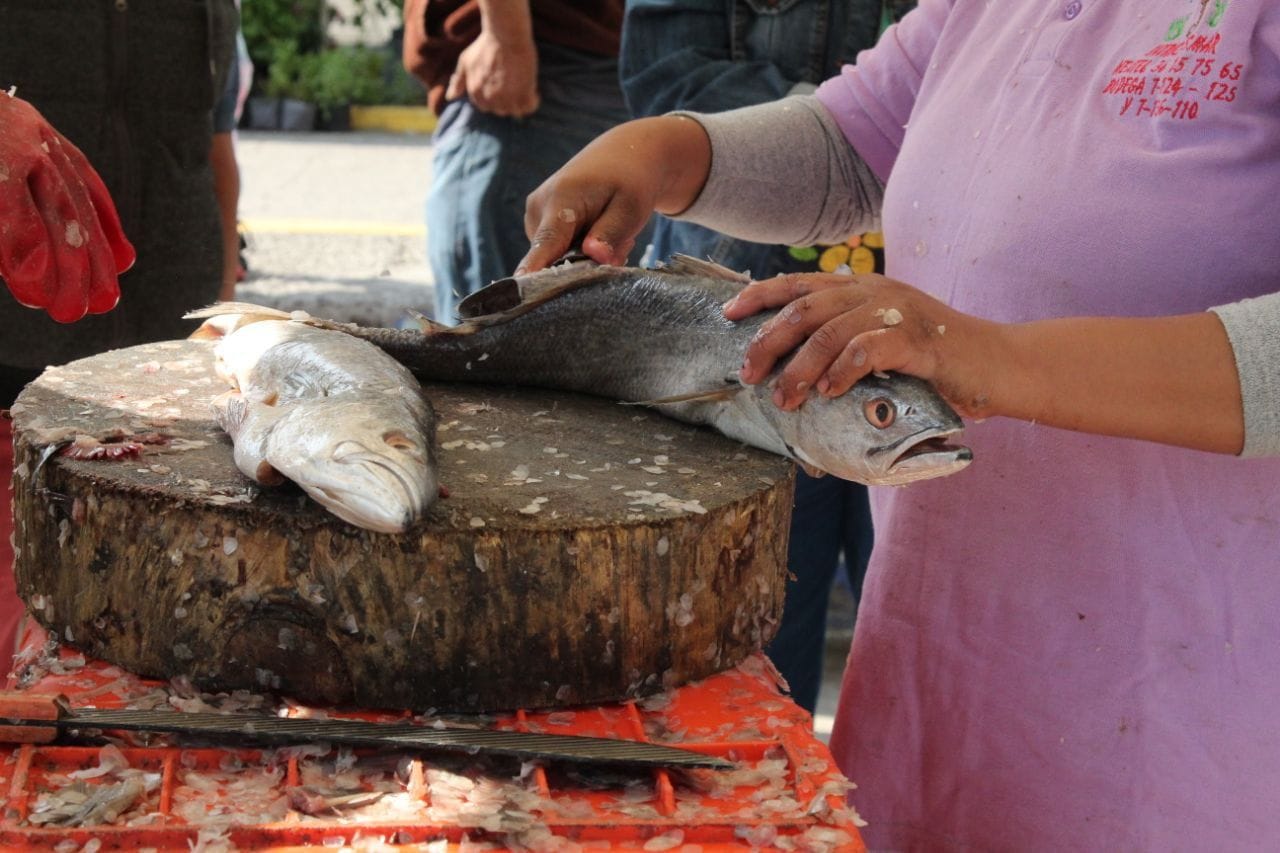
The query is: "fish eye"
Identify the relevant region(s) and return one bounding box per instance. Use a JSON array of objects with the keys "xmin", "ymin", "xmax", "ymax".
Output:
[
  {"xmin": 864, "ymin": 398, "xmax": 896, "ymax": 429},
  {"xmin": 383, "ymin": 431, "xmax": 417, "ymax": 451}
]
